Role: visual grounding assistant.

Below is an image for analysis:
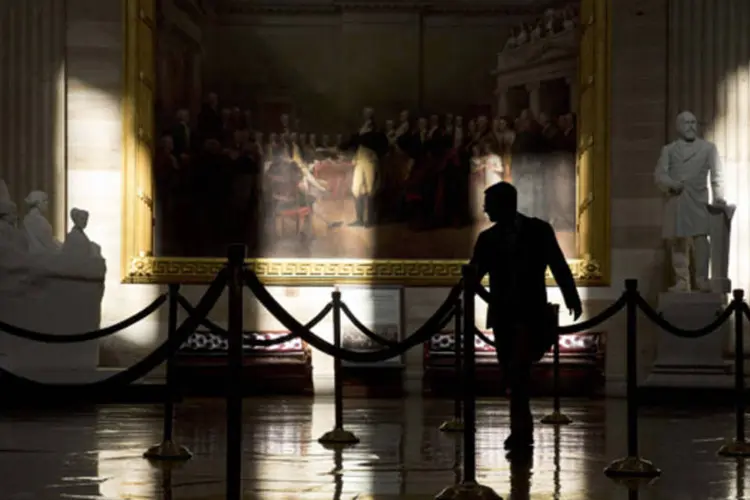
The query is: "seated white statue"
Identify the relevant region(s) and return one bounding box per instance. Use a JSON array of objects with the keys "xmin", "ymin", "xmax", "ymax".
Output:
[
  {"xmin": 62, "ymin": 208, "xmax": 99, "ymax": 257},
  {"xmin": 516, "ymin": 26, "xmax": 529, "ymax": 45},
  {"xmin": 0, "ymin": 200, "xmax": 28, "ymax": 253},
  {"xmin": 530, "ymin": 24, "xmax": 543, "ymax": 41},
  {"xmin": 58, "ymin": 207, "xmax": 106, "ymax": 279},
  {"xmin": 23, "ymin": 191, "xmax": 61, "ymax": 254},
  {"xmin": 0, "ymin": 183, "xmax": 105, "ymax": 375}
]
